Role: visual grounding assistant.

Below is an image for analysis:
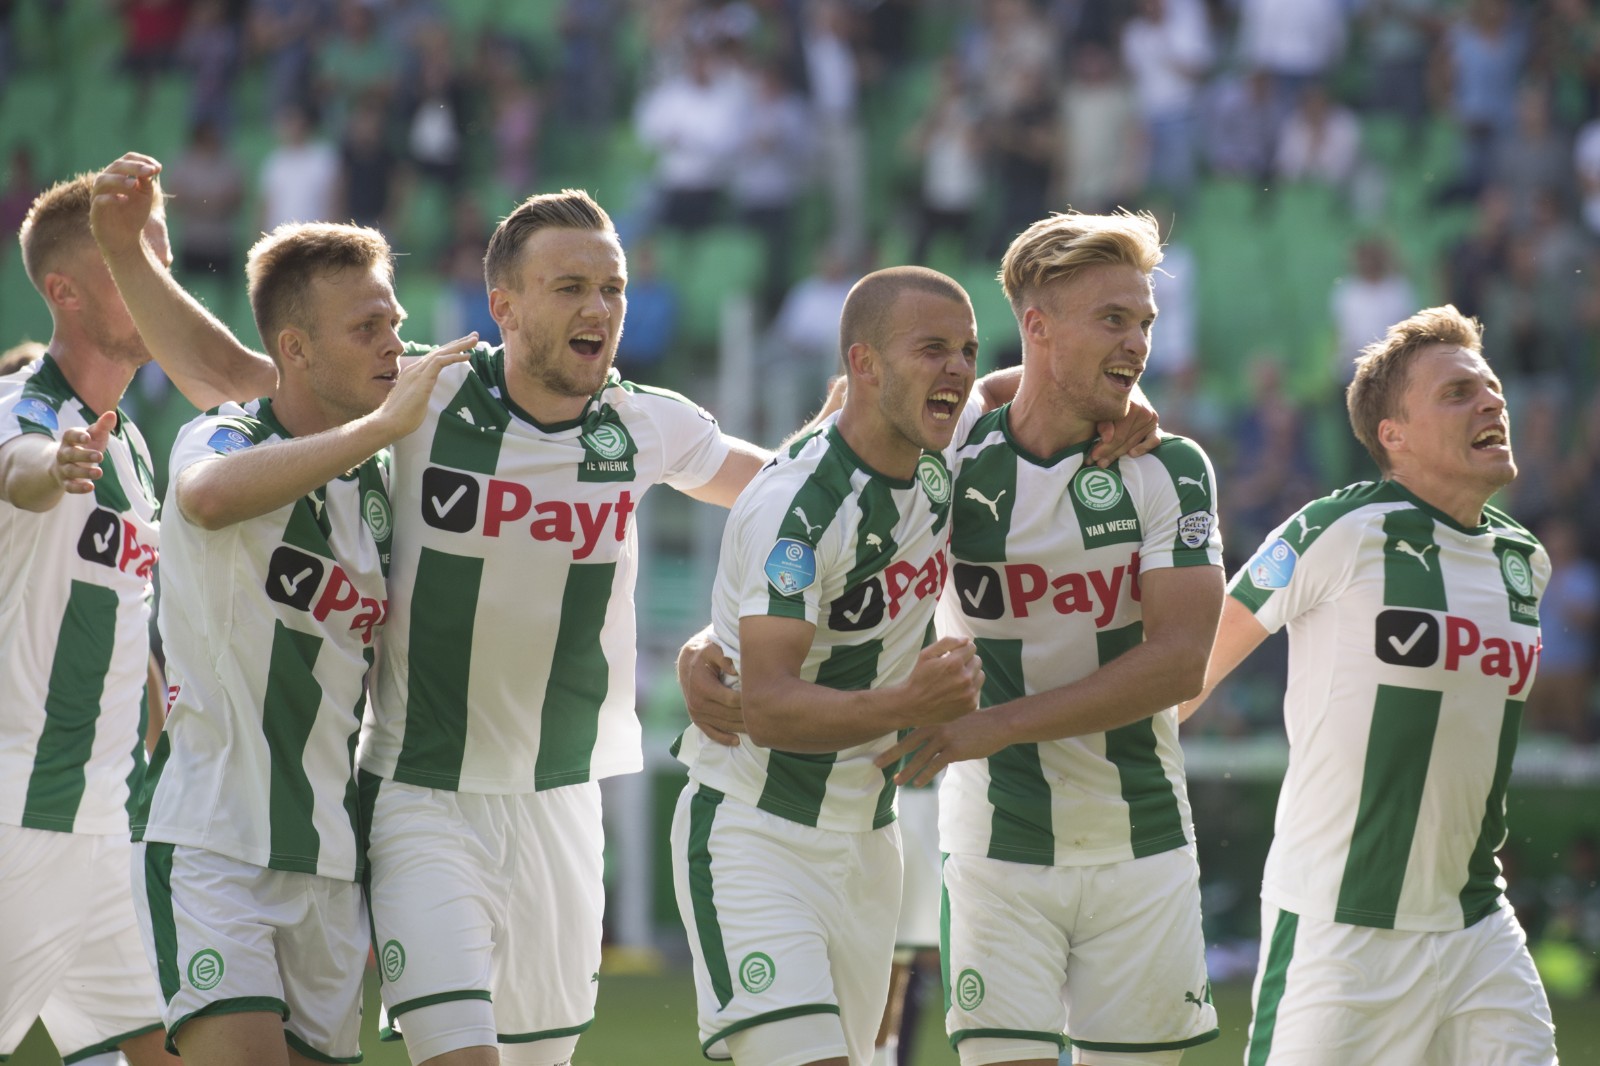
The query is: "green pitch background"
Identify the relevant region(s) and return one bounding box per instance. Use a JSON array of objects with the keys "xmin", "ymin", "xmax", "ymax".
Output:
[{"xmin": 12, "ymin": 973, "xmax": 1598, "ymax": 1064}]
